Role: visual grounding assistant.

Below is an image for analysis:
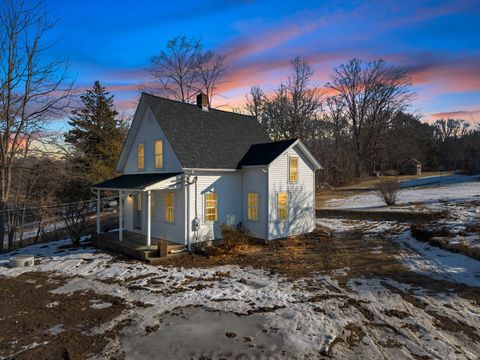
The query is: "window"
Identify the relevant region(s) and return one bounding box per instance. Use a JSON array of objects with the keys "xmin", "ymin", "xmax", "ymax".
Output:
[
  {"xmin": 205, "ymin": 193, "xmax": 218, "ymax": 222},
  {"xmin": 137, "ymin": 143, "xmax": 145, "ymax": 170},
  {"xmin": 155, "ymin": 140, "xmax": 163, "ymax": 169},
  {"xmin": 289, "ymin": 156, "xmax": 298, "ymax": 182},
  {"xmin": 165, "ymin": 193, "xmax": 174, "ymax": 223},
  {"xmin": 277, "ymin": 192, "xmax": 288, "ymax": 220},
  {"xmin": 247, "ymin": 193, "xmax": 258, "ymax": 221}
]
